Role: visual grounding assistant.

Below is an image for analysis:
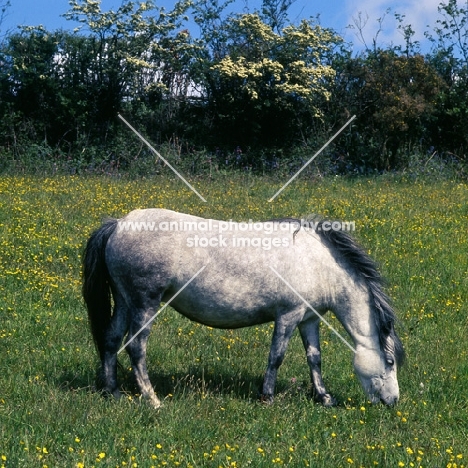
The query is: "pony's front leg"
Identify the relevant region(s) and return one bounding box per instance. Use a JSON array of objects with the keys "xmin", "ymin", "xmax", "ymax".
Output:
[
  {"xmin": 298, "ymin": 317, "xmax": 337, "ymax": 407},
  {"xmin": 262, "ymin": 314, "xmax": 298, "ymax": 402},
  {"xmin": 125, "ymin": 308, "xmax": 162, "ymax": 409}
]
